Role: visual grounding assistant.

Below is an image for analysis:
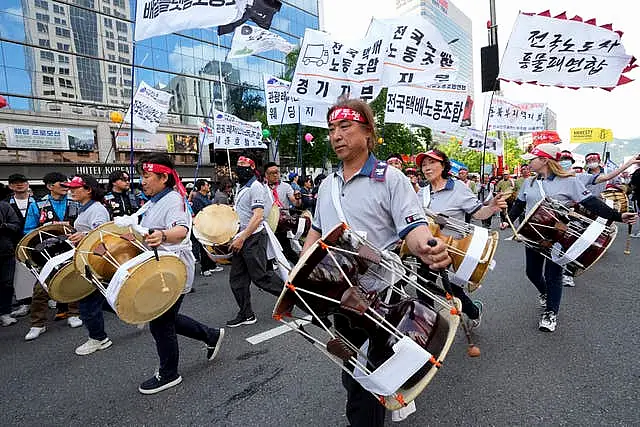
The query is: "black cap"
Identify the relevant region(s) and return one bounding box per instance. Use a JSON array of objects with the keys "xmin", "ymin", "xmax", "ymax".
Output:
[{"xmin": 8, "ymin": 173, "xmax": 28, "ymax": 183}]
